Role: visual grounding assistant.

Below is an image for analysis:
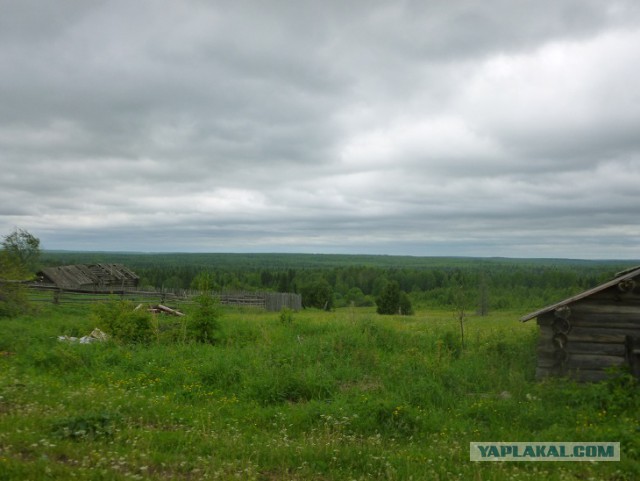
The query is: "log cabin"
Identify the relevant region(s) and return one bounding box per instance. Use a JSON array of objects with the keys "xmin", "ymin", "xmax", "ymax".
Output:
[{"xmin": 520, "ymin": 266, "xmax": 640, "ymax": 382}]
